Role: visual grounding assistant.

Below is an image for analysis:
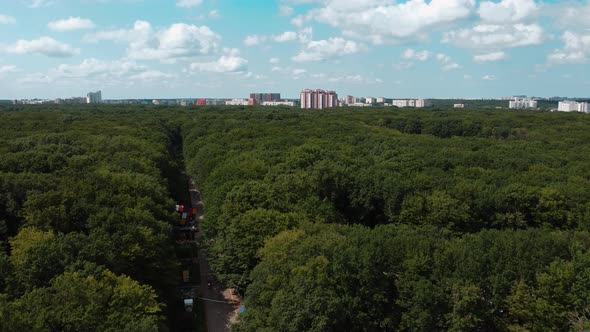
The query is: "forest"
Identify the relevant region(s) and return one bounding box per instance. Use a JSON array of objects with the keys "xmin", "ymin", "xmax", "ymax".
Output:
[{"xmin": 1, "ymin": 105, "xmax": 590, "ymax": 331}]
